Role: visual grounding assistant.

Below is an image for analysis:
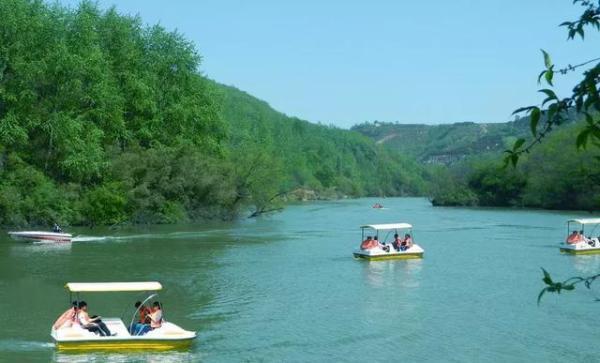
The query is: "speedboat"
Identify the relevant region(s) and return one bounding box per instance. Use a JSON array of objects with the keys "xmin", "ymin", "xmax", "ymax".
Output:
[
  {"xmin": 560, "ymin": 218, "xmax": 600, "ymax": 255},
  {"xmin": 8, "ymin": 231, "xmax": 72, "ymax": 243},
  {"xmin": 353, "ymin": 223, "xmax": 424, "ymax": 260},
  {"xmin": 51, "ymin": 282, "xmax": 196, "ymax": 351}
]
